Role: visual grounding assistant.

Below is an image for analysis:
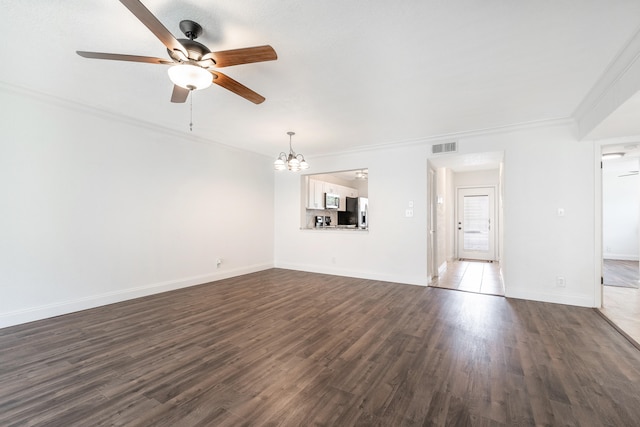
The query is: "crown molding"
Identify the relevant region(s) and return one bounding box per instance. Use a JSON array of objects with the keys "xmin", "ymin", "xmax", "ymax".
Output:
[
  {"xmin": 0, "ymin": 81, "xmax": 270, "ymax": 159},
  {"xmin": 309, "ymin": 116, "xmax": 574, "ymax": 159},
  {"xmin": 574, "ymin": 25, "xmax": 640, "ymax": 139}
]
